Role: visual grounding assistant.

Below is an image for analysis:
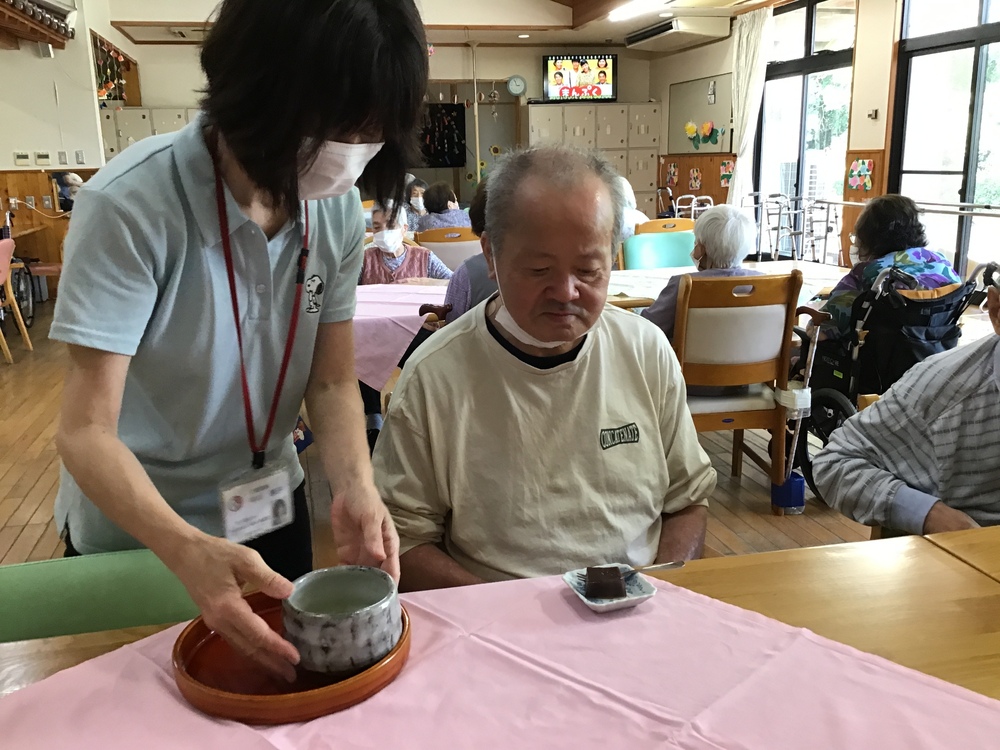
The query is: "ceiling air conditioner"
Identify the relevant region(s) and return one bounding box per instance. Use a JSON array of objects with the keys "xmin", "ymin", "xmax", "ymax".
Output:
[
  {"xmin": 167, "ymin": 26, "xmax": 208, "ymax": 42},
  {"xmin": 625, "ymin": 16, "xmax": 731, "ymax": 53}
]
